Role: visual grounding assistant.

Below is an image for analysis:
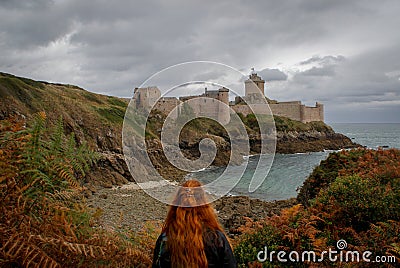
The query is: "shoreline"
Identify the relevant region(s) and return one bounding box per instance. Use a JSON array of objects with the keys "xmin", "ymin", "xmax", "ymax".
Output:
[
  {"xmin": 86, "ymin": 182, "xmax": 298, "ymax": 235},
  {"xmin": 86, "ymin": 147, "xmax": 362, "ymax": 234}
]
